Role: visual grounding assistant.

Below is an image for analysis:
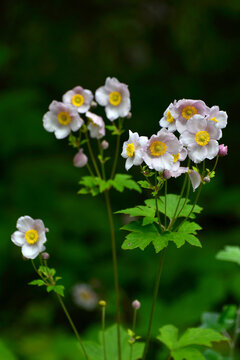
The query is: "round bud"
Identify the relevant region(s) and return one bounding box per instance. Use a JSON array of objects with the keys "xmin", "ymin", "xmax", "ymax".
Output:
[
  {"xmin": 91, "ymin": 101, "xmax": 97, "ymax": 108},
  {"xmin": 163, "ymin": 170, "xmax": 171, "ymax": 179},
  {"xmin": 132, "ymin": 299, "xmax": 141, "ymax": 310},
  {"xmin": 73, "ymin": 149, "xmax": 88, "ymax": 168},
  {"xmin": 101, "ymin": 140, "xmax": 109, "ymax": 150},
  {"xmin": 126, "ymin": 112, "xmax": 132, "ymax": 119},
  {"xmin": 218, "ymin": 144, "xmax": 228, "ymax": 157},
  {"xmin": 99, "ymin": 300, "xmax": 107, "ymax": 307},
  {"xmin": 41, "ymin": 252, "xmax": 50, "ymax": 260},
  {"xmin": 203, "ymin": 176, "xmax": 210, "ymax": 183}
]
